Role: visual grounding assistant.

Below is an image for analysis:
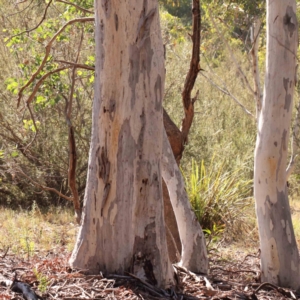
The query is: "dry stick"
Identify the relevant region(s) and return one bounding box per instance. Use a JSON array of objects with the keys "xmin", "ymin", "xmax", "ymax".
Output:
[
  {"xmin": 210, "ymin": 266, "xmax": 257, "ymax": 275},
  {"xmin": 253, "ymin": 282, "xmax": 294, "ymax": 298},
  {"xmin": 17, "ymin": 16, "xmax": 94, "ymax": 108},
  {"xmin": 54, "ymin": 60, "xmax": 94, "ymax": 71},
  {"xmin": 200, "ymin": 72, "xmax": 254, "ymax": 118},
  {"xmin": 7, "ymin": 0, "xmax": 53, "ymax": 42},
  {"xmin": 8, "ymin": 0, "xmax": 34, "ymax": 16},
  {"xmin": 180, "ymin": 0, "xmax": 201, "ymax": 145},
  {"xmin": 1, "ymin": 247, "xmax": 9, "ymax": 259},
  {"xmin": 127, "ymin": 273, "xmax": 165, "ymax": 298},
  {"xmin": 55, "ymin": 0, "xmax": 93, "ymax": 14}
]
